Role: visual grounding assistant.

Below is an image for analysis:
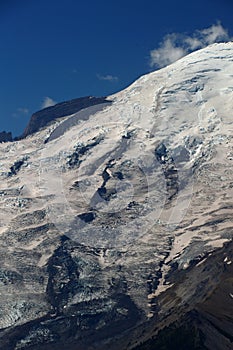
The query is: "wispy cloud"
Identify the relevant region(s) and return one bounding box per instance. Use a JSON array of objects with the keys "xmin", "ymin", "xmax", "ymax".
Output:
[
  {"xmin": 41, "ymin": 96, "xmax": 57, "ymax": 109},
  {"xmin": 150, "ymin": 34, "xmax": 186, "ymax": 69},
  {"xmin": 150, "ymin": 22, "xmax": 232, "ymax": 68},
  {"xmin": 12, "ymin": 107, "xmax": 29, "ymax": 118},
  {"xmin": 17, "ymin": 107, "xmax": 29, "ymax": 114},
  {"xmin": 97, "ymin": 74, "xmax": 119, "ymax": 82}
]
